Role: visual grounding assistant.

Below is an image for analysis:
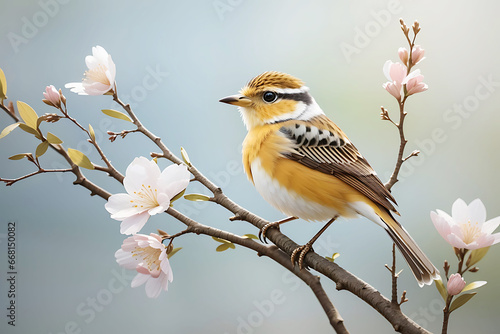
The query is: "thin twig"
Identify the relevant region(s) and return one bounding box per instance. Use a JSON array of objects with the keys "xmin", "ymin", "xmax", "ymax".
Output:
[
  {"xmin": 0, "ymin": 101, "xmax": 19, "ymax": 122},
  {"xmin": 60, "ymin": 106, "xmax": 124, "ymax": 182},
  {"xmin": 0, "ymin": 168, "xmax": 73, "ymax": 186}
]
